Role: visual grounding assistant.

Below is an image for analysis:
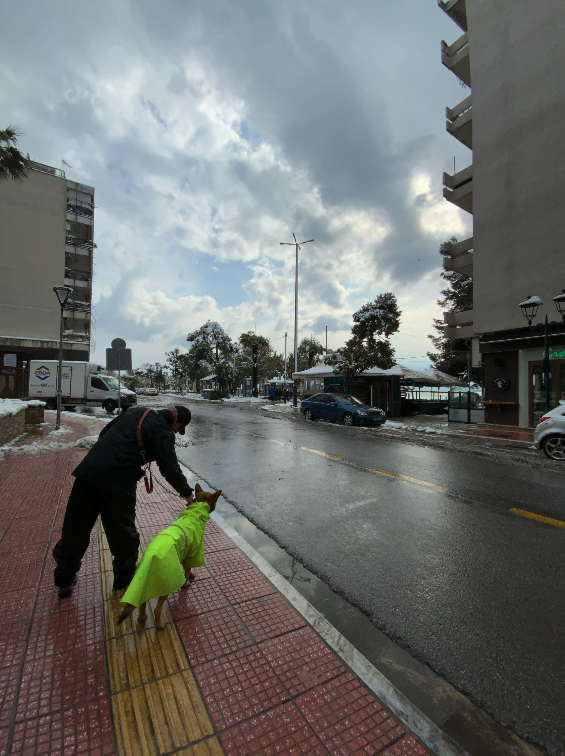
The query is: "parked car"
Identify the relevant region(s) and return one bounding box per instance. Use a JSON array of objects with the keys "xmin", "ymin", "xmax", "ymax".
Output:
[
  {"xmin": 534, "ymin": 403, "xmax": 565, "ymax": 460},
  {"xmin": 300, "ymin": 393, "xmax": 386, "ymax": 427},
  {"xmin": 136, "ymin": 387, "xmax": 159, "ymax": 396}
]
